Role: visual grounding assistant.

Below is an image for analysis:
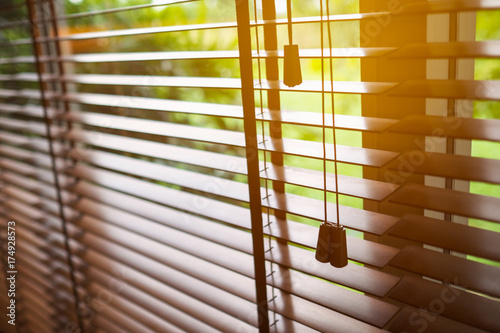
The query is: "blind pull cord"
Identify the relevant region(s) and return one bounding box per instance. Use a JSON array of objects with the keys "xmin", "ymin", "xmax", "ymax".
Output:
[
  {"xmin": 283, "ymin": 0, "xmax": 302, "ymax": 87},
  {"xmin": 315, "ymin": 0, "xmax": 347, "ymax": 268}
]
